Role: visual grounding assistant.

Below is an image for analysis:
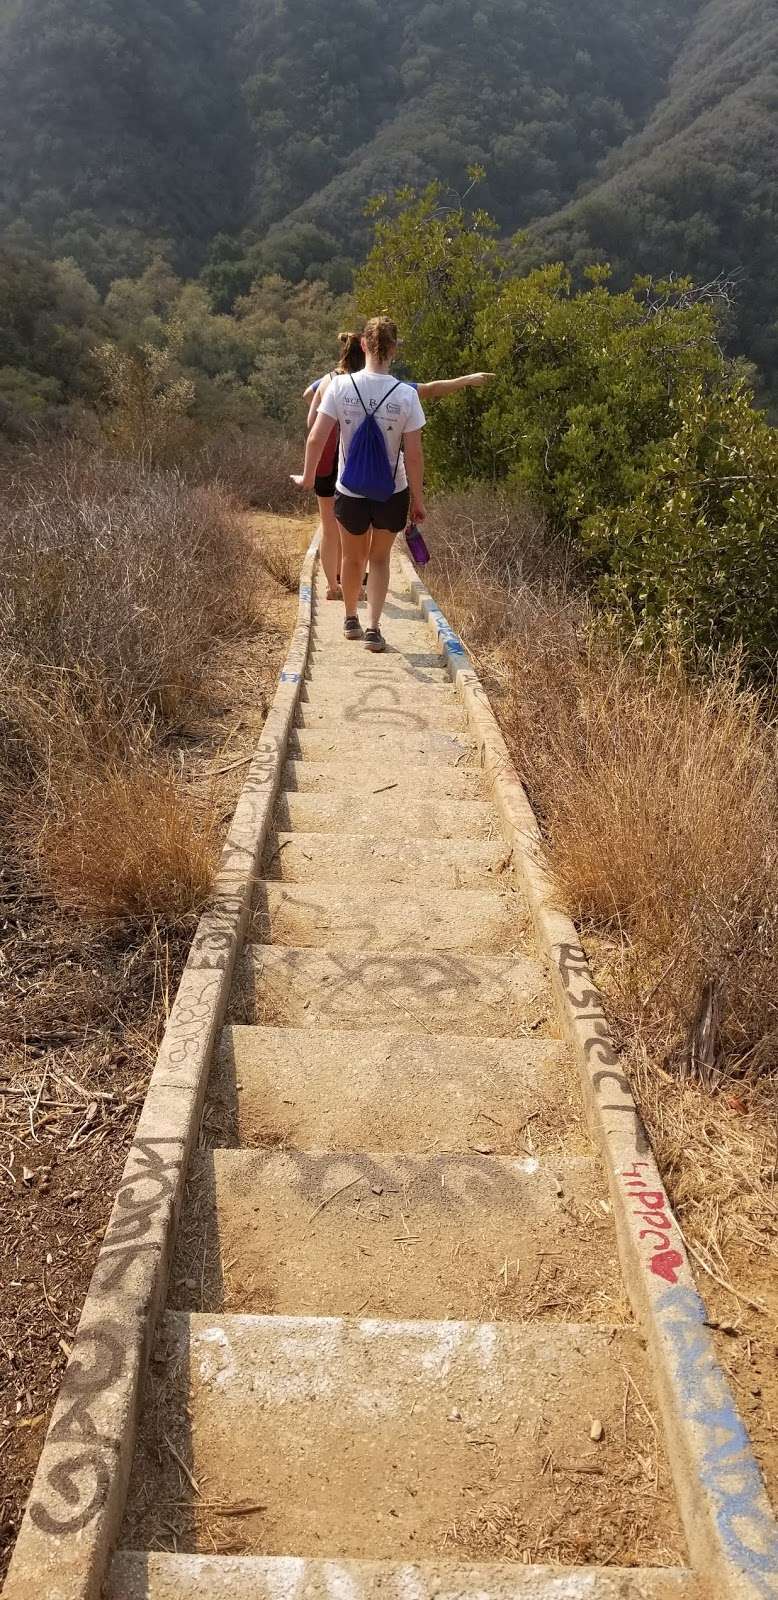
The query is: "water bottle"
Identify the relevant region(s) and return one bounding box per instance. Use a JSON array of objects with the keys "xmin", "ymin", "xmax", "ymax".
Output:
[{"xmin": 405, "ymin": 522, "xmax": 430, "ymax": 565}]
